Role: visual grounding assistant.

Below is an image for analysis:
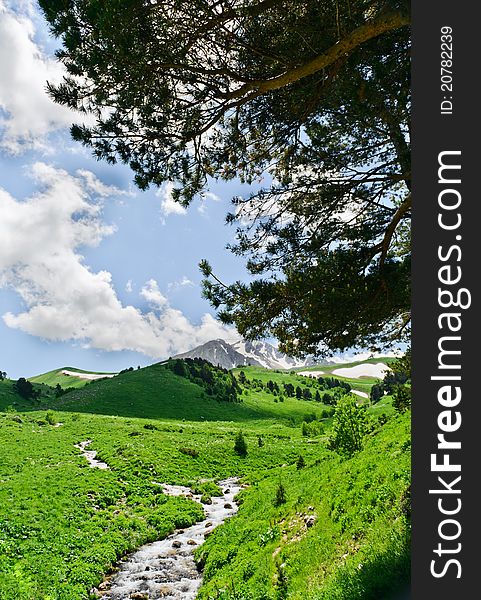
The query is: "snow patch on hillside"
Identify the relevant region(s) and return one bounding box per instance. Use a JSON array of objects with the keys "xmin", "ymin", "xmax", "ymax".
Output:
[
  {"xmin": 332, "ymin": 363, "xmax": 389, "ymax": 379},
  {"xmin": 62, "ymin": 369, "xmax": 117, "ymax": 381}
]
